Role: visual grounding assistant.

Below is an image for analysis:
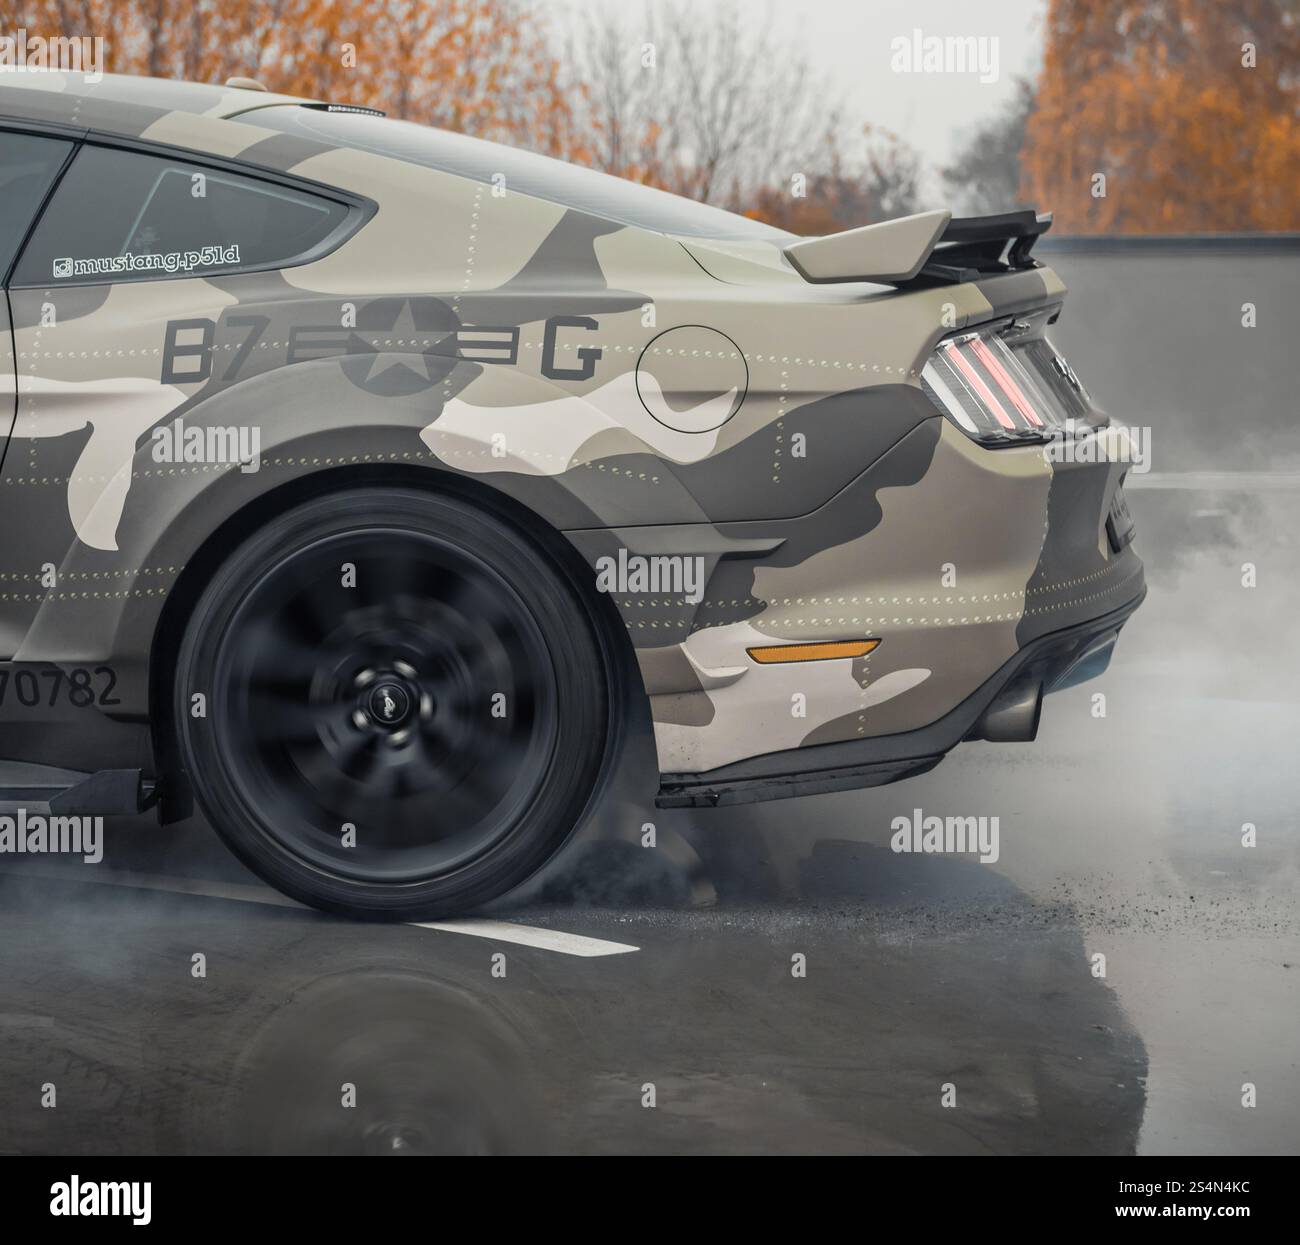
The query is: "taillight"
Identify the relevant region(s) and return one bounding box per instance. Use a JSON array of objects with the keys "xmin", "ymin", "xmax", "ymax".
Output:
[{"xmin": 920, "ymin": 324, "xmax": 1090, "ymax": 446}]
